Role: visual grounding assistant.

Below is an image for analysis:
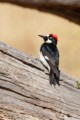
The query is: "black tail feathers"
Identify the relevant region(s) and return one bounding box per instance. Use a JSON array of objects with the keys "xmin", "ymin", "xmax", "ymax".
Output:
[{"xmin": 49, "ymin": 69, "xmax": 60, "ymax": 86}]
